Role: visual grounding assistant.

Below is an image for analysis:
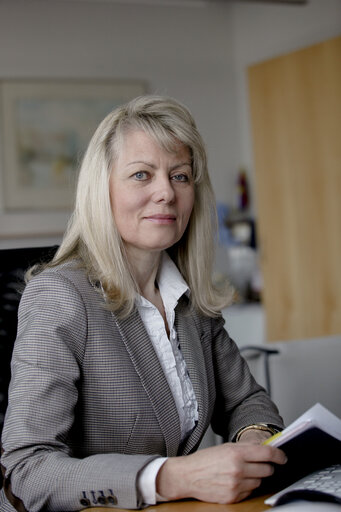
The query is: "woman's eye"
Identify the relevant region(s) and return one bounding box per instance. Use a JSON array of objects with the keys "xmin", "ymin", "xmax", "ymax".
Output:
[
  {"xmin": 171, "ymin": 173, "xmax": 189, "ymax": 182},
  {"xmin": 134, "ymin": 171, "xmax": 148, "ymax": 181}
]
